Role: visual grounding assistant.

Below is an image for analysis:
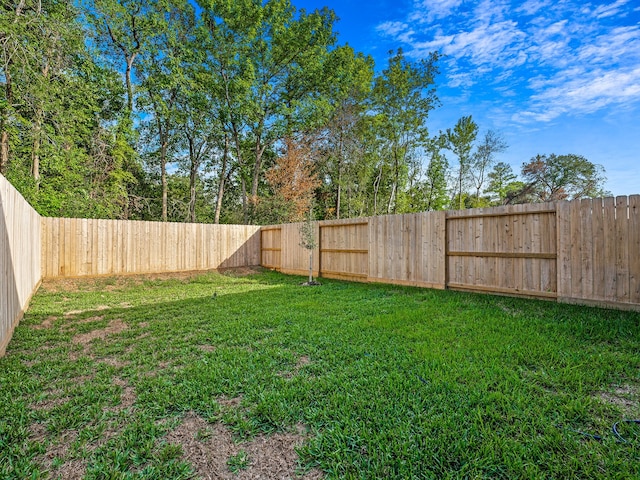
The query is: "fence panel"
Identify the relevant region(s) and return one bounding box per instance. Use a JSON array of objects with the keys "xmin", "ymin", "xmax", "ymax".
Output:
[
  {"xmin": 446, "ymin": 203, "xmax": 557, "ymax": 298},
  {"xmin": 367, "ymin": 213, "xmax": 445, "ymax": 288},
  {"xmin": 260, "ymin": 227, "xmax": 282, "ymax": 270},
  {"xmin": 278, "ymin": 222, "xmax": 320, "ymax": 277},
  {"xmin": 557, "ymin": 195, "xmax": 640, "ymax": 309},
  {"xmin": 41, "ymin": 218, "xmax": 261, "ymax": 278},
  {"xmin": 0, "ymin": 175, "xmax": 42, "ymax": 356},
  {"xmin": 319, "ymin": 219, "xmax": 368, "ymax": 281}
]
